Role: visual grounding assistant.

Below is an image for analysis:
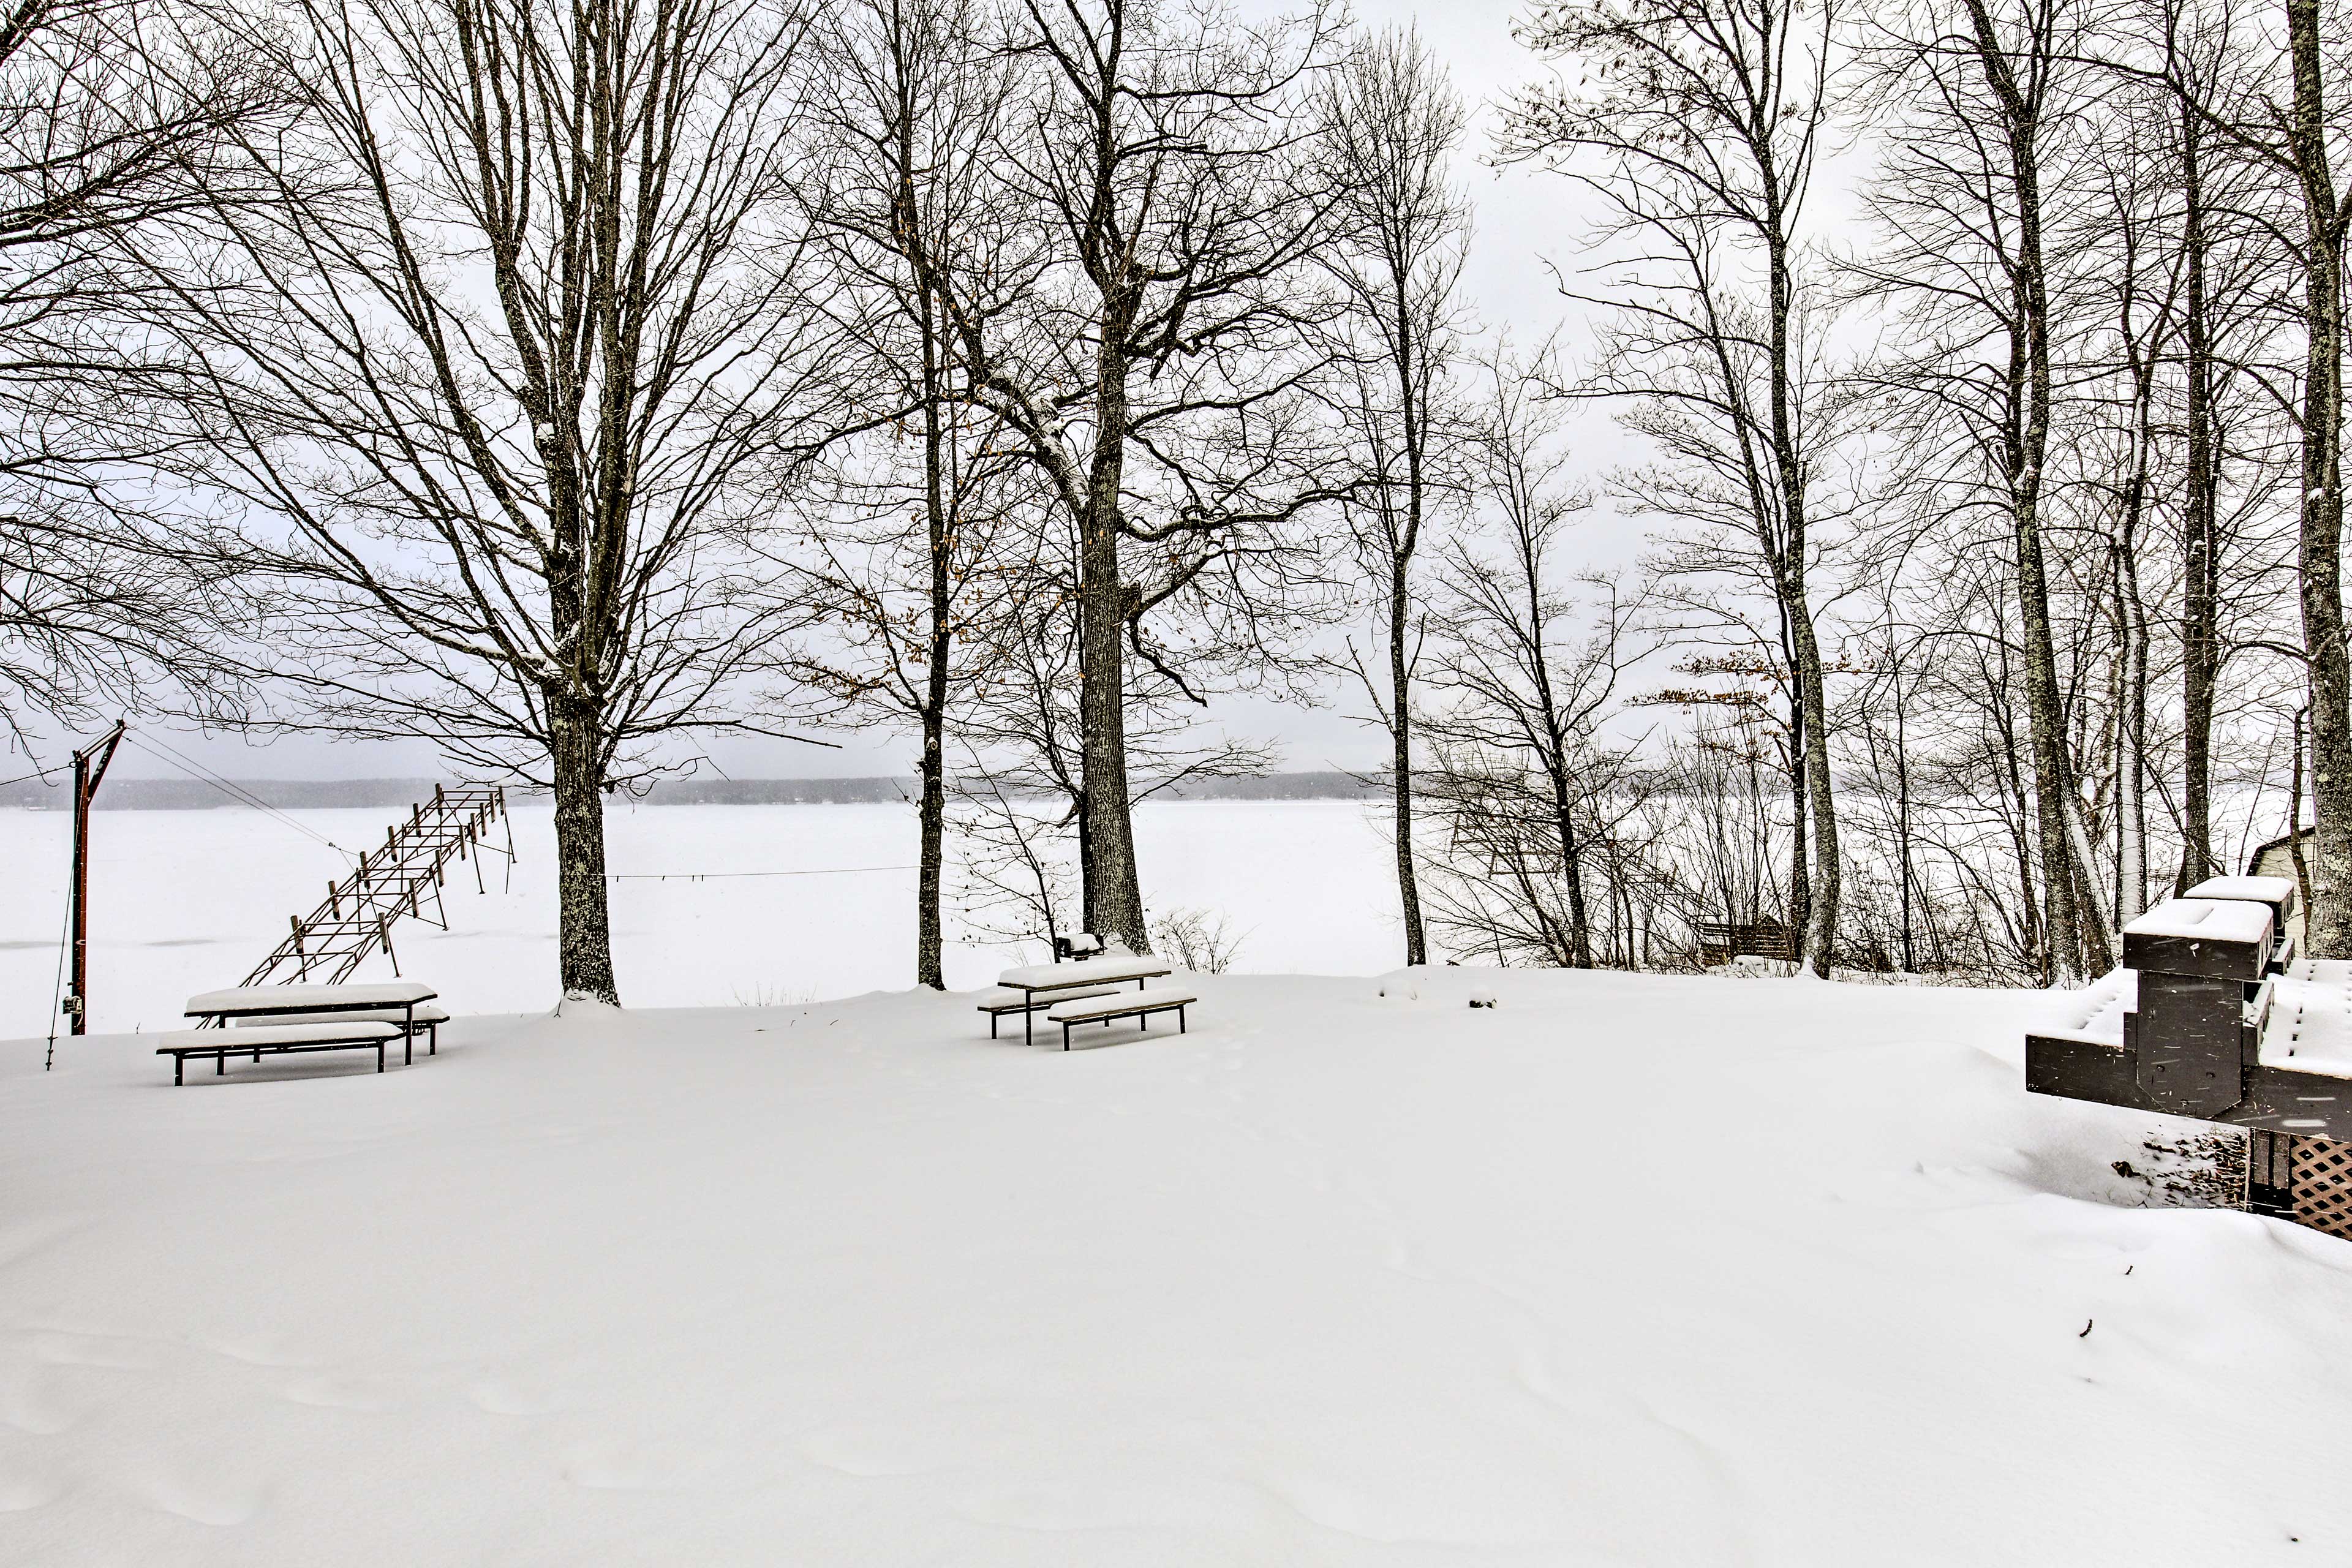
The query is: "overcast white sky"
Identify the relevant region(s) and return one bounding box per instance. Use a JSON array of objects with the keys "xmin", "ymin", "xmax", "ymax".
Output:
[{"xmin": 34, "ymin": 0, "xmax": 1649, "ymax": 783}]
